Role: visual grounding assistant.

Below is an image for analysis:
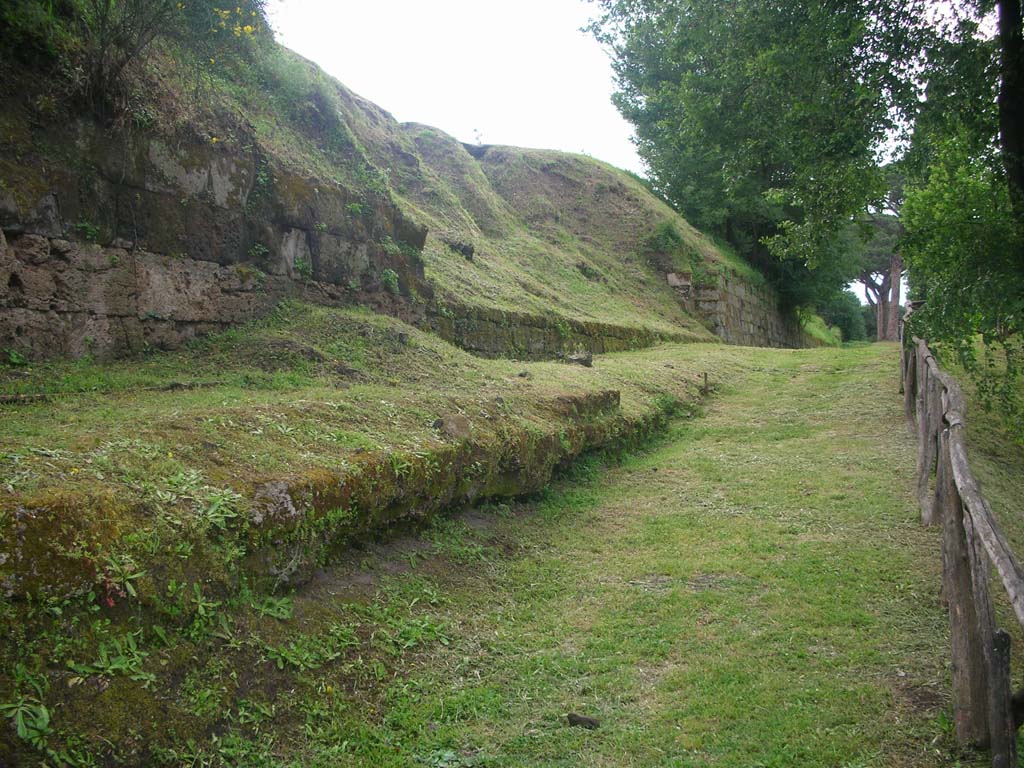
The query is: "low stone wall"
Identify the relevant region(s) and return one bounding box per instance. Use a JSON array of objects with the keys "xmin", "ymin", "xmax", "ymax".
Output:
[
  {"xmin": 0, "ymin": 231, "xmax": 365, "ymax": 358},
  {"xmin": 1, "ymin": 387, "xmax": 664, "ymax": 600},
  {"xmin": 424, "ymin": 301, "xmax": 667, "ymax": 360},
  {"xmin": 697, "ymin": 274, "xmax": 807, "ymax": 348},
  {"xmin": 1, "ymin": 231, "xmax": 280, "ymax": 357},
  {"xmin": 666, "ymin": 269, "xmax": 811, "ymax": 348},
  {"xmin": 0, "ymin": 112, "xmax": 430, "ymax": 360}
]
